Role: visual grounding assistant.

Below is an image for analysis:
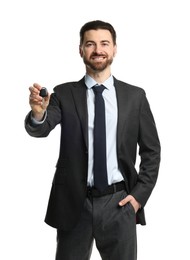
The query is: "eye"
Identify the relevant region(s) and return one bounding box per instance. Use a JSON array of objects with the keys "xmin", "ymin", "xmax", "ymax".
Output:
[
  {"xmin": 101, "ymin": 42, "xmax": 109, "ymax": 47},
  {"xmin": 85, "ymin": 42, "xmax": 95, "ymax": 47}
]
